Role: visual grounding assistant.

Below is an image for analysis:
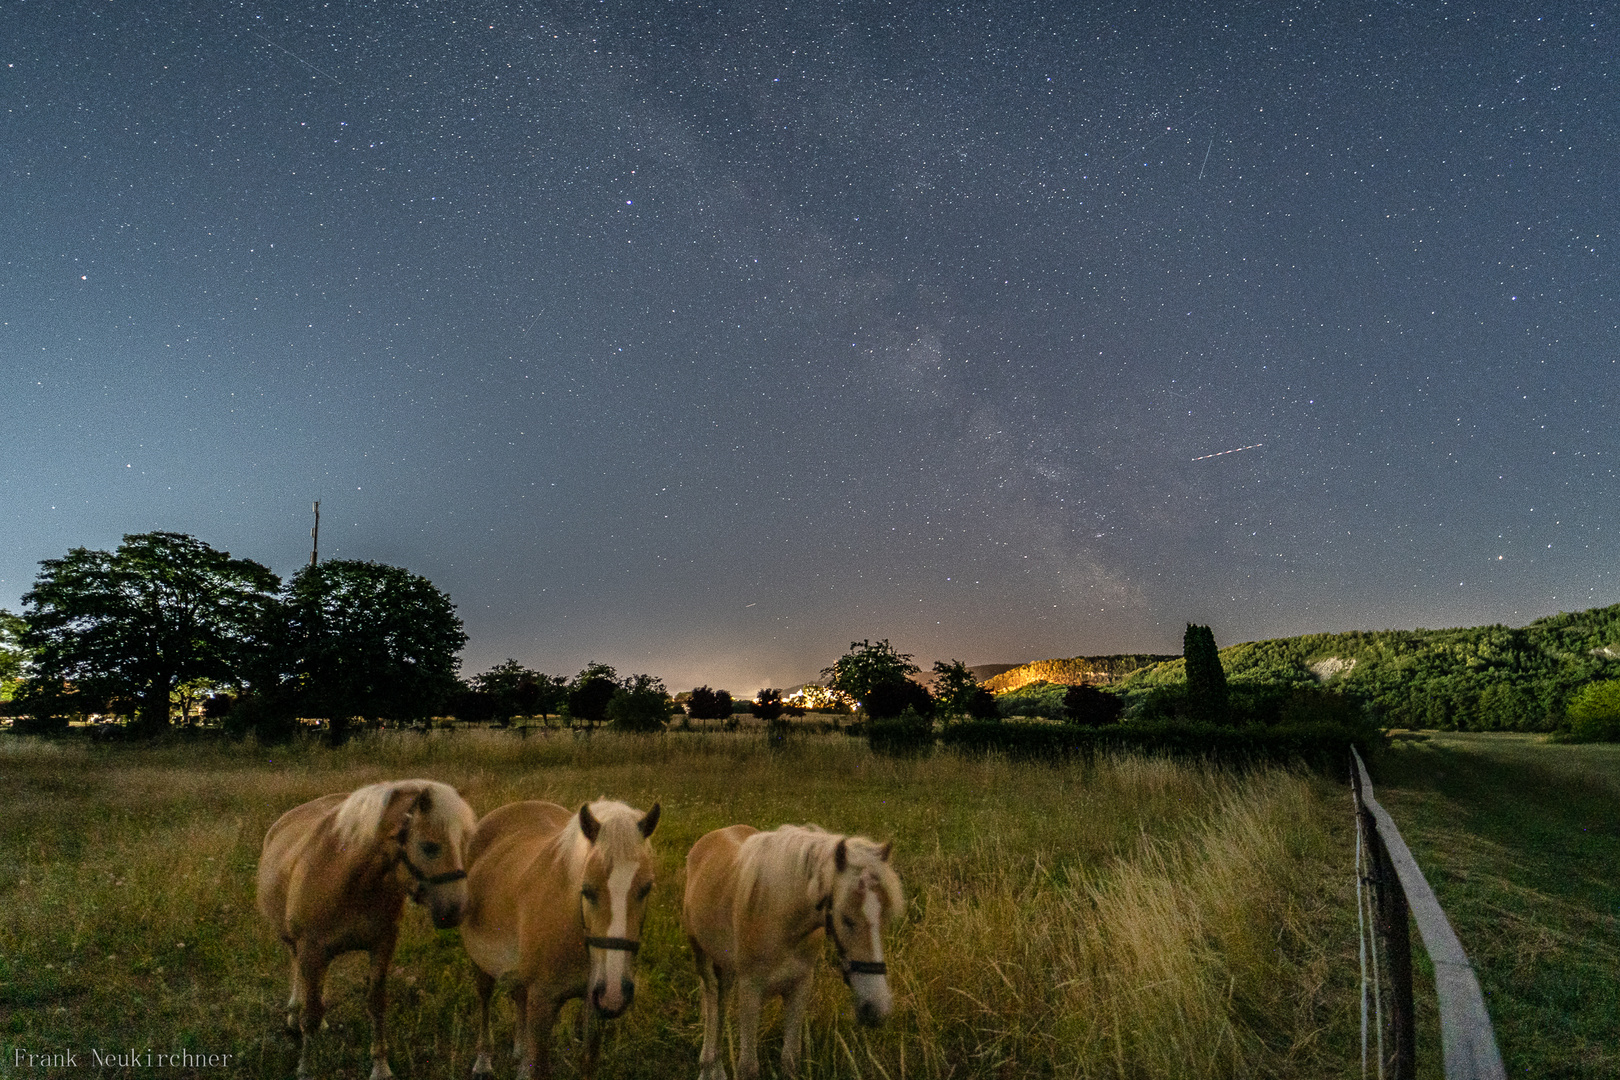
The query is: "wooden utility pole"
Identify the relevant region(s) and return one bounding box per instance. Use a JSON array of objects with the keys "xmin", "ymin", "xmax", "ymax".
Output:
[{"xmin": 310, "ymin": 501, "xmax": 320, "ymax": 566}]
